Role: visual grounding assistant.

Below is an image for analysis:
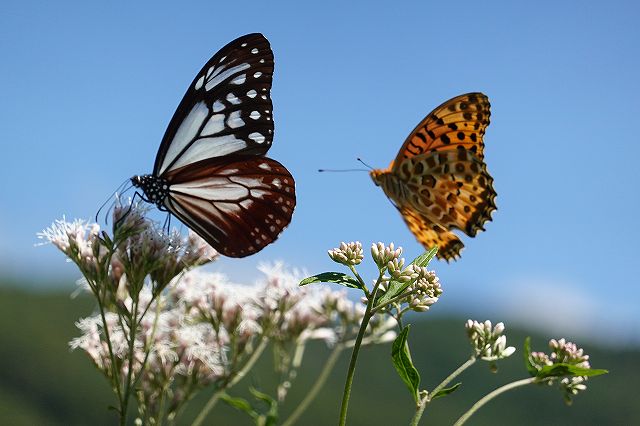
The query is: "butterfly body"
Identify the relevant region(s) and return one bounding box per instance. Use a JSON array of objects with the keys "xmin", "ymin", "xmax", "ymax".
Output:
[
  {"xmin": 131, "ymin": 33, "xmax": 295, "ymax": 258},
  {"xmin": 371, "ymin": 93, "xmax": 496, "ymax": 261}
]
